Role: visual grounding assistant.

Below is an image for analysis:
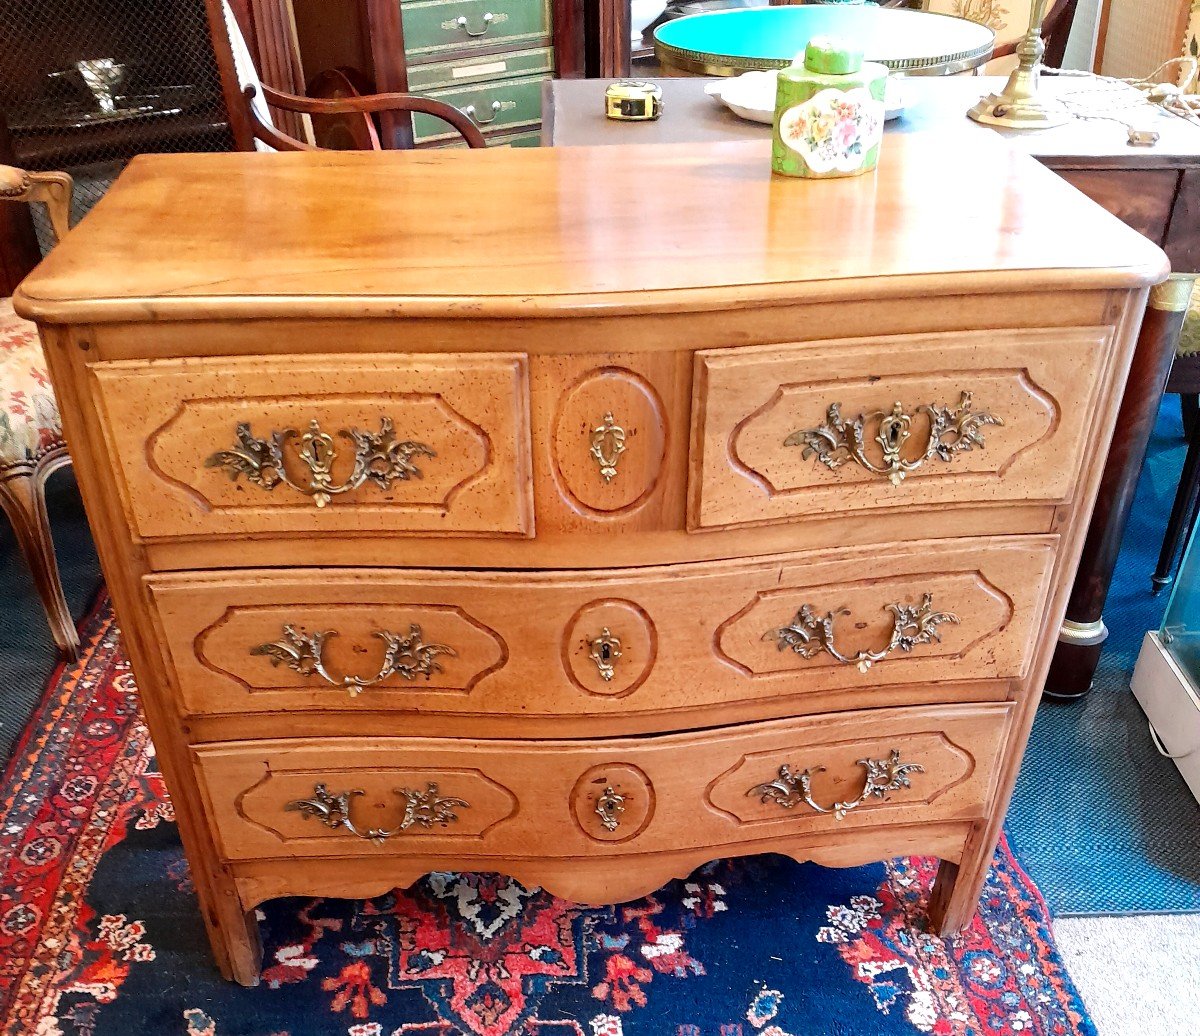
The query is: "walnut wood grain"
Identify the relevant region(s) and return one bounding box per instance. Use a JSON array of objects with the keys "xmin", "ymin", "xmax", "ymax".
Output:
[
  {"xmin": 193, "ymin": 703, "xmax": 1013, "ymax": 867},
  {"xmin": 928, "ymin": 287, "xmax": 1152, "ymax": 933},
  {"xmin": 690, "ymin": 327, "xmax": 1112, "ymax": 531},
  {"xmin": 148, "ymin": 537, "xmax": 1055, "ymax": 726},
  {"xmin": 13, "ymin": 139, "xmax": 1166, "ymax": 324},
  {"xmin": 1162, "ymin": 168, "xmax": 1200, "ymax": 273},
  {"xmin": 88, "ymin": 353, "xmax": 533, "ymax": 540},
  {"xmin": 231, "ymin": 820, "xmax": 977, "ymax": 910},
  {"xmin": 1055, "ymin": 169, "xmax": 1177, "ymax": 246}
]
